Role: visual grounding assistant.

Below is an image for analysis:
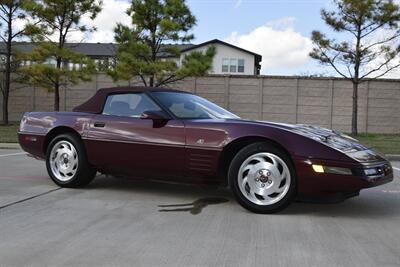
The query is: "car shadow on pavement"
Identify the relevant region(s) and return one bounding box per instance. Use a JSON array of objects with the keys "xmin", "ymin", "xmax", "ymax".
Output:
[
  {"xmin": 158, "ymin": 197, "xmax": 230, "ymax": 215},
  {"xmin": 87, "ymin": 175, "xmax": 399, "ymax": 218},
  {"xmin": 88, "ymin": 174, "xmax": 232, "ymax": 197},
  {"xmin": 86, "ymin": 175, "xmax": 233, "ymax": 214}
]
